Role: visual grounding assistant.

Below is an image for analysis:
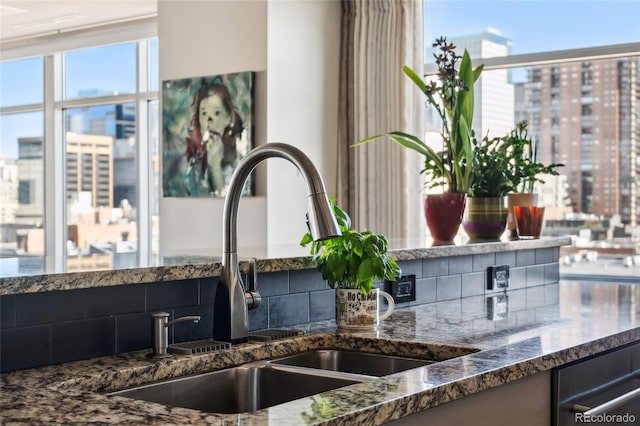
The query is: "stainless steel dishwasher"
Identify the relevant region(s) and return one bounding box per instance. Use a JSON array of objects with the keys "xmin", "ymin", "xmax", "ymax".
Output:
[{"xmin": 552, "ymin": 342, "xmax": 640, "ymax": 425}]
